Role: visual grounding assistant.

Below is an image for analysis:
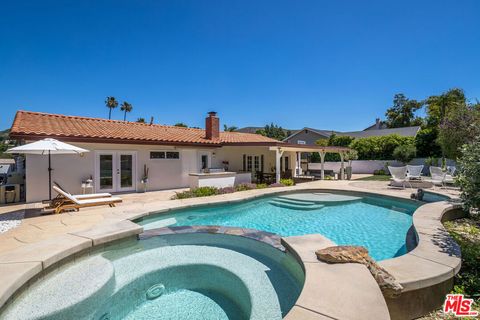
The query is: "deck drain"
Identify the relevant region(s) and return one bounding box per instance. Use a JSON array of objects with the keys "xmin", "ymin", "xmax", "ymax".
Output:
[{"xmin": 146, "ymin": 283, "xmax": 165, "ymax": 300}]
